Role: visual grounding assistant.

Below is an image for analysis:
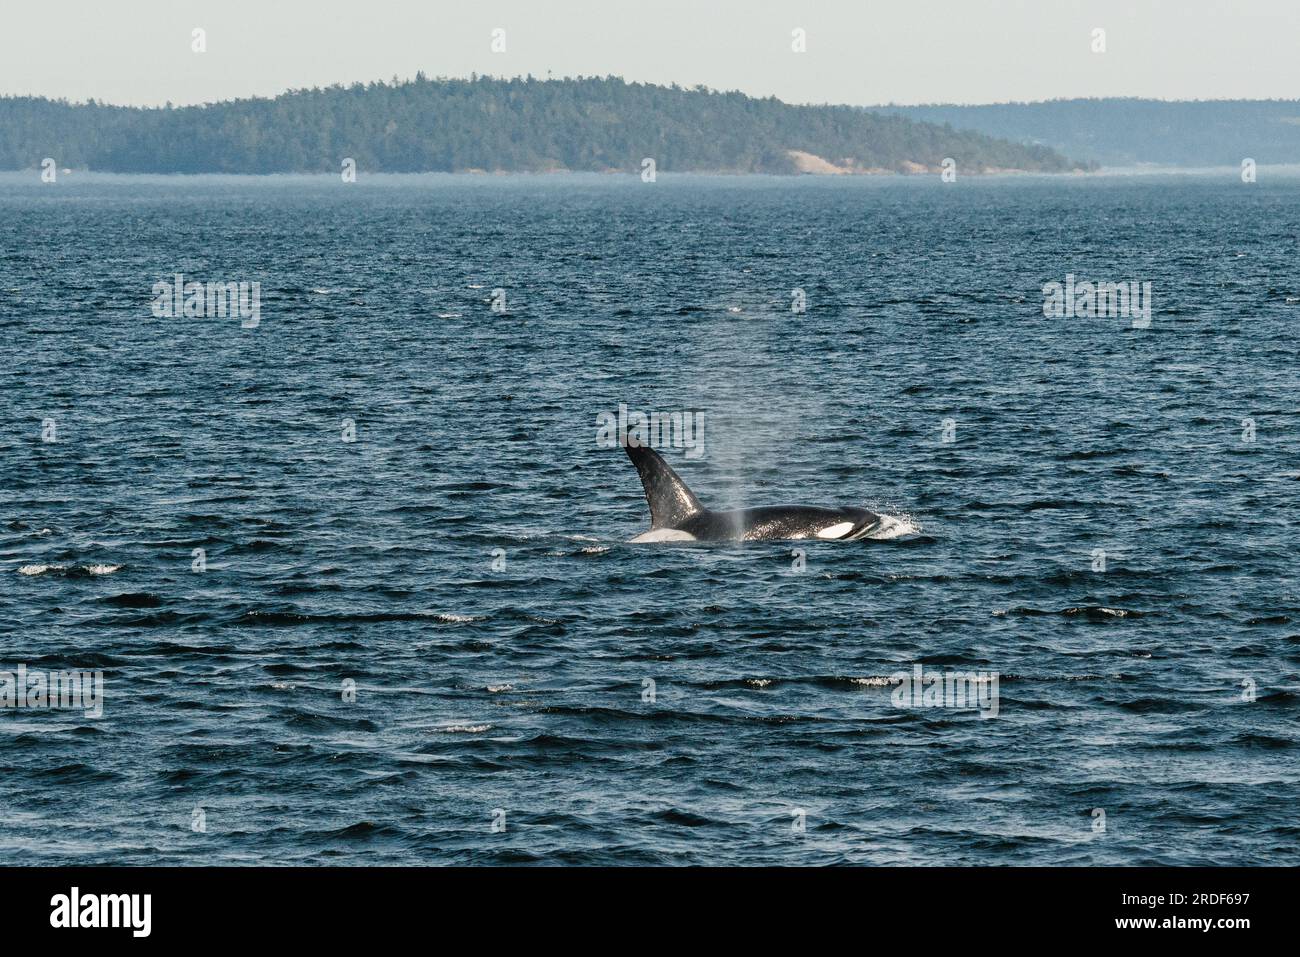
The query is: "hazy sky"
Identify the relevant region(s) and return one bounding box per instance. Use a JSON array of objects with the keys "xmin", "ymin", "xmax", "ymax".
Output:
[{"xmin": 2, "ymin": 0, "xmax": 1297, "ymax": 108}]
